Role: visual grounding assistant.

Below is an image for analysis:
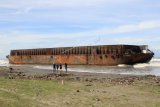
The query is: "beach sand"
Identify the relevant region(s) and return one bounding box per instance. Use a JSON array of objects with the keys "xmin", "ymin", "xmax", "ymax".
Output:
[{"xmin": 0, "ymin": 65, "xmax": 160, "ymax": 107}]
